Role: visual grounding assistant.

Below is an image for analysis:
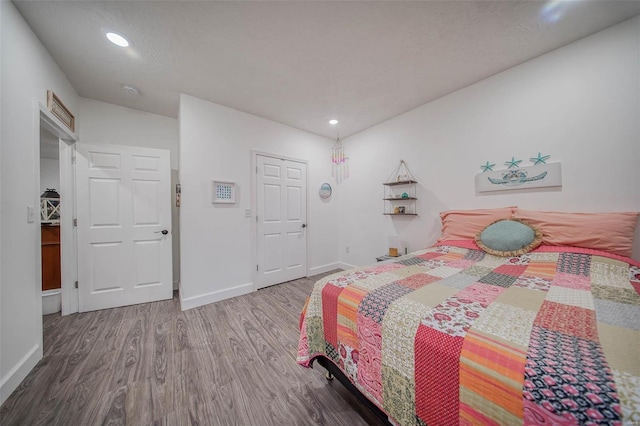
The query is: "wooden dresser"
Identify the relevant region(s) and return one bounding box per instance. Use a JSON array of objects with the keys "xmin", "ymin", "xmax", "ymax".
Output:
[{"xmin": 41, "ymin": 225, "xmax": 61, "ymax": 291}]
